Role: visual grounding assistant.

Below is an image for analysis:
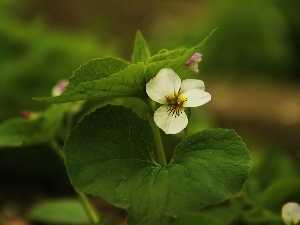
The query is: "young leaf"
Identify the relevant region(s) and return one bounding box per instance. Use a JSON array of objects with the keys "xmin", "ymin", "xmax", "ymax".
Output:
[
  {"xmin": 132, "ymin": 30, "xmax": 151, "ymax": 64},
  {"xmin": 65, "ymin": 105, "xmax": 251, "ymax": 225},
  {"xmin": 28, "ymin": 199, "xmax": 90, "ymax": 224},
  {"xmin": 63, "ymin": 57, "xmax": 130, "ymax": 95},
  {"xmin": 35, "ymin": 63, "xmax": 146, "ymax": 103},
  {"xmin": 145, "ymin": 28, "xmax": 217, "ymax": 81},
  {"xmin": 34, "ymin": 30, "xmax": 216, "ymax": 104},
  {"xmin": 0, "ymin": 104, "xmax": 65, "ymax": 147},
  {"xmin": 34, "ymin": 57, "xmax": 130, "ymax": 103}
]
